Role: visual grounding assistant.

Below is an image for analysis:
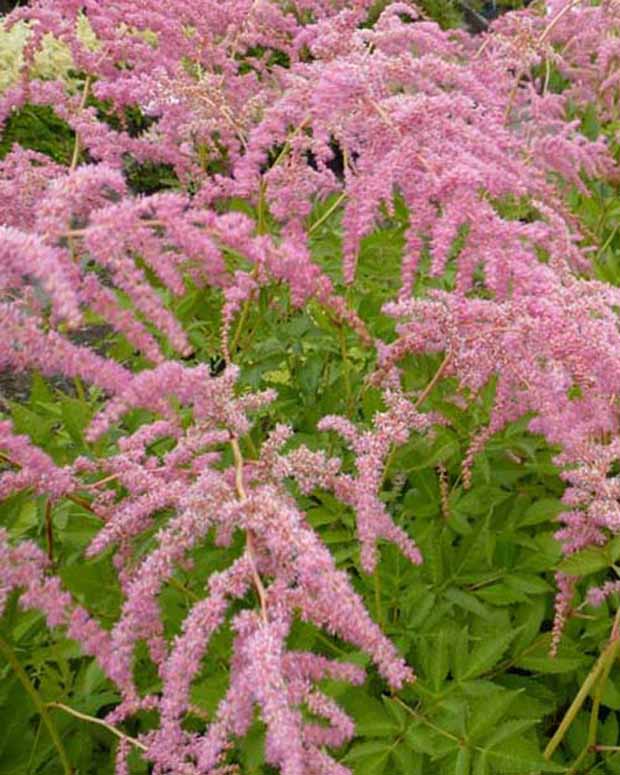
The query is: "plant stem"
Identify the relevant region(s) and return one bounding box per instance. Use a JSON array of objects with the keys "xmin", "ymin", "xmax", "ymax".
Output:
[
  {"xmin": 309, "ymin": 192, "xmax": 346, "ymax": 234},
  {"xmin": 228, "ymin": 263, "xmax": 260, "ymax": 360},
  {"xmin": 231, "ymin": 437, "xmax": 269, "ymax": 623},
  {"xmin": 0, "ymin": 635, "xmax": 72, "ymax": 774},
  {"xmin": 374, "ymin": 572, "xmax": 383, "ymax": 627},
  {"xmin": 67, "ymin": 494, "xmax": 102, "ymax": 518},
  {"xmin": 338, "ymin": 324, "xmax": 353, "ymax": 416},
  {"xmin": 73, "ymin": 376, "xmax": 86, "ymax": 402},
  {"xmin": 69, "ymin": 76, "xmax": 92, "ymax": 171},
  {"xmin": 567, "ymin": 613, "xmax": 620, "ymax": 773},
  {"xmin": 228, "ymin": 291, "xmax": 255, "ymax": 358},
  {"xmin": 545, "ymin": 607, "xmax": 620, "ymax": 761},
  {"xmin": 596, "ymin": 224, "xmax": 619, "ymax": 262},
  {"xmin": 538, "ymin": 0, "xmax": 581, "ymax": 44},
  {"xmin": 46, "ymin": 702, "xmax": 147, "ymax": 752},
  {"xmin": 414, "ymin": 353, "xmax": 451, "ymax": 411},
  {"xmin": 44, "ymin": 498, "xmax": 54, "ymax": 564},
  {"xmin": 392, "ymin": 695, "xmax": 460, "ymax": 742},
  {"xmin": 168, "ymin": 576, "xmax": 200, "ymax": 603}
]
